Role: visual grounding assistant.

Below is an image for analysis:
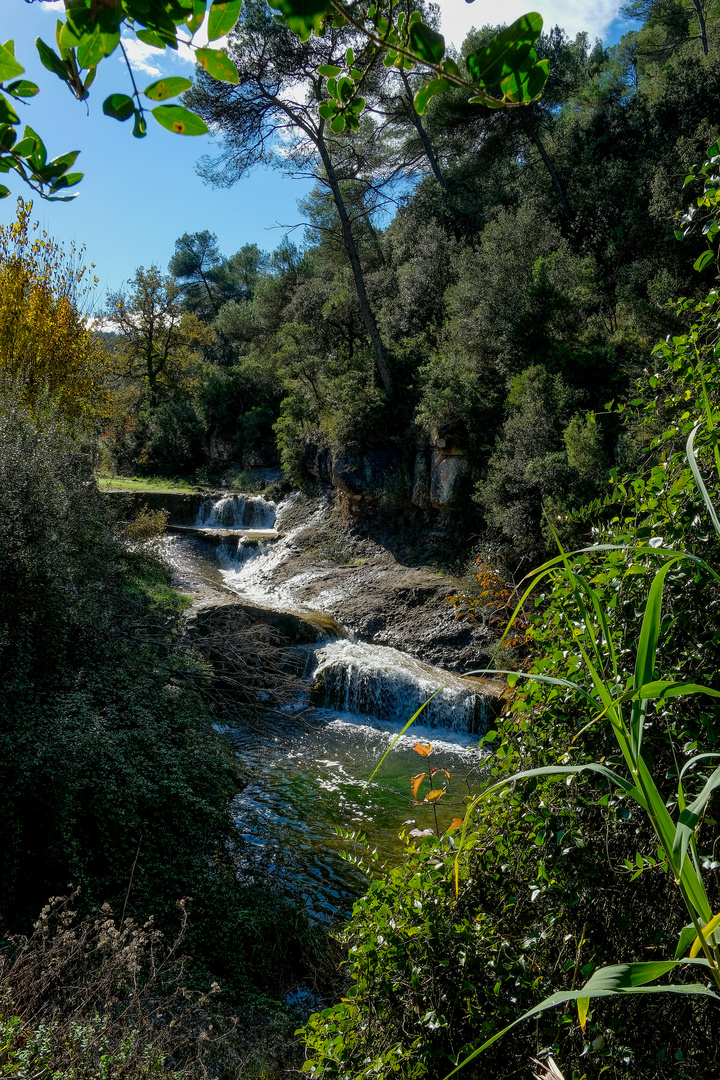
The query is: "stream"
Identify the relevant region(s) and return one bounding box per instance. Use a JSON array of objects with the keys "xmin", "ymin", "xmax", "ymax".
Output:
[{"xmin": 166, "ymin": 493, "xmax": 499, "ymax": 923}]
